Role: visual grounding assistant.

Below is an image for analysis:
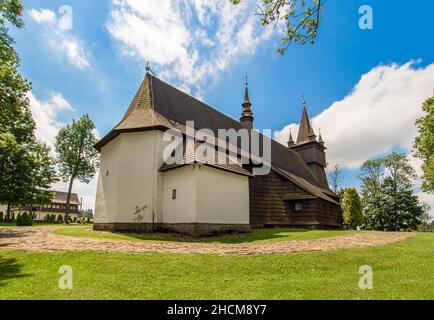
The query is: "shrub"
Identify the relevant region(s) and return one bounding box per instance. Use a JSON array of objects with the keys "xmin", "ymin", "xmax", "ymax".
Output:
[
  {"xmin": 16, "ymin": 212, "xmax": 33, "ymax": 226},
  {"xmin": 0, "ymin": 211, "xmax": 3, "ymax": 221},
  {"xmin": 342, "ymin": 188, "xmax": 364, "ymax": 230}
]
